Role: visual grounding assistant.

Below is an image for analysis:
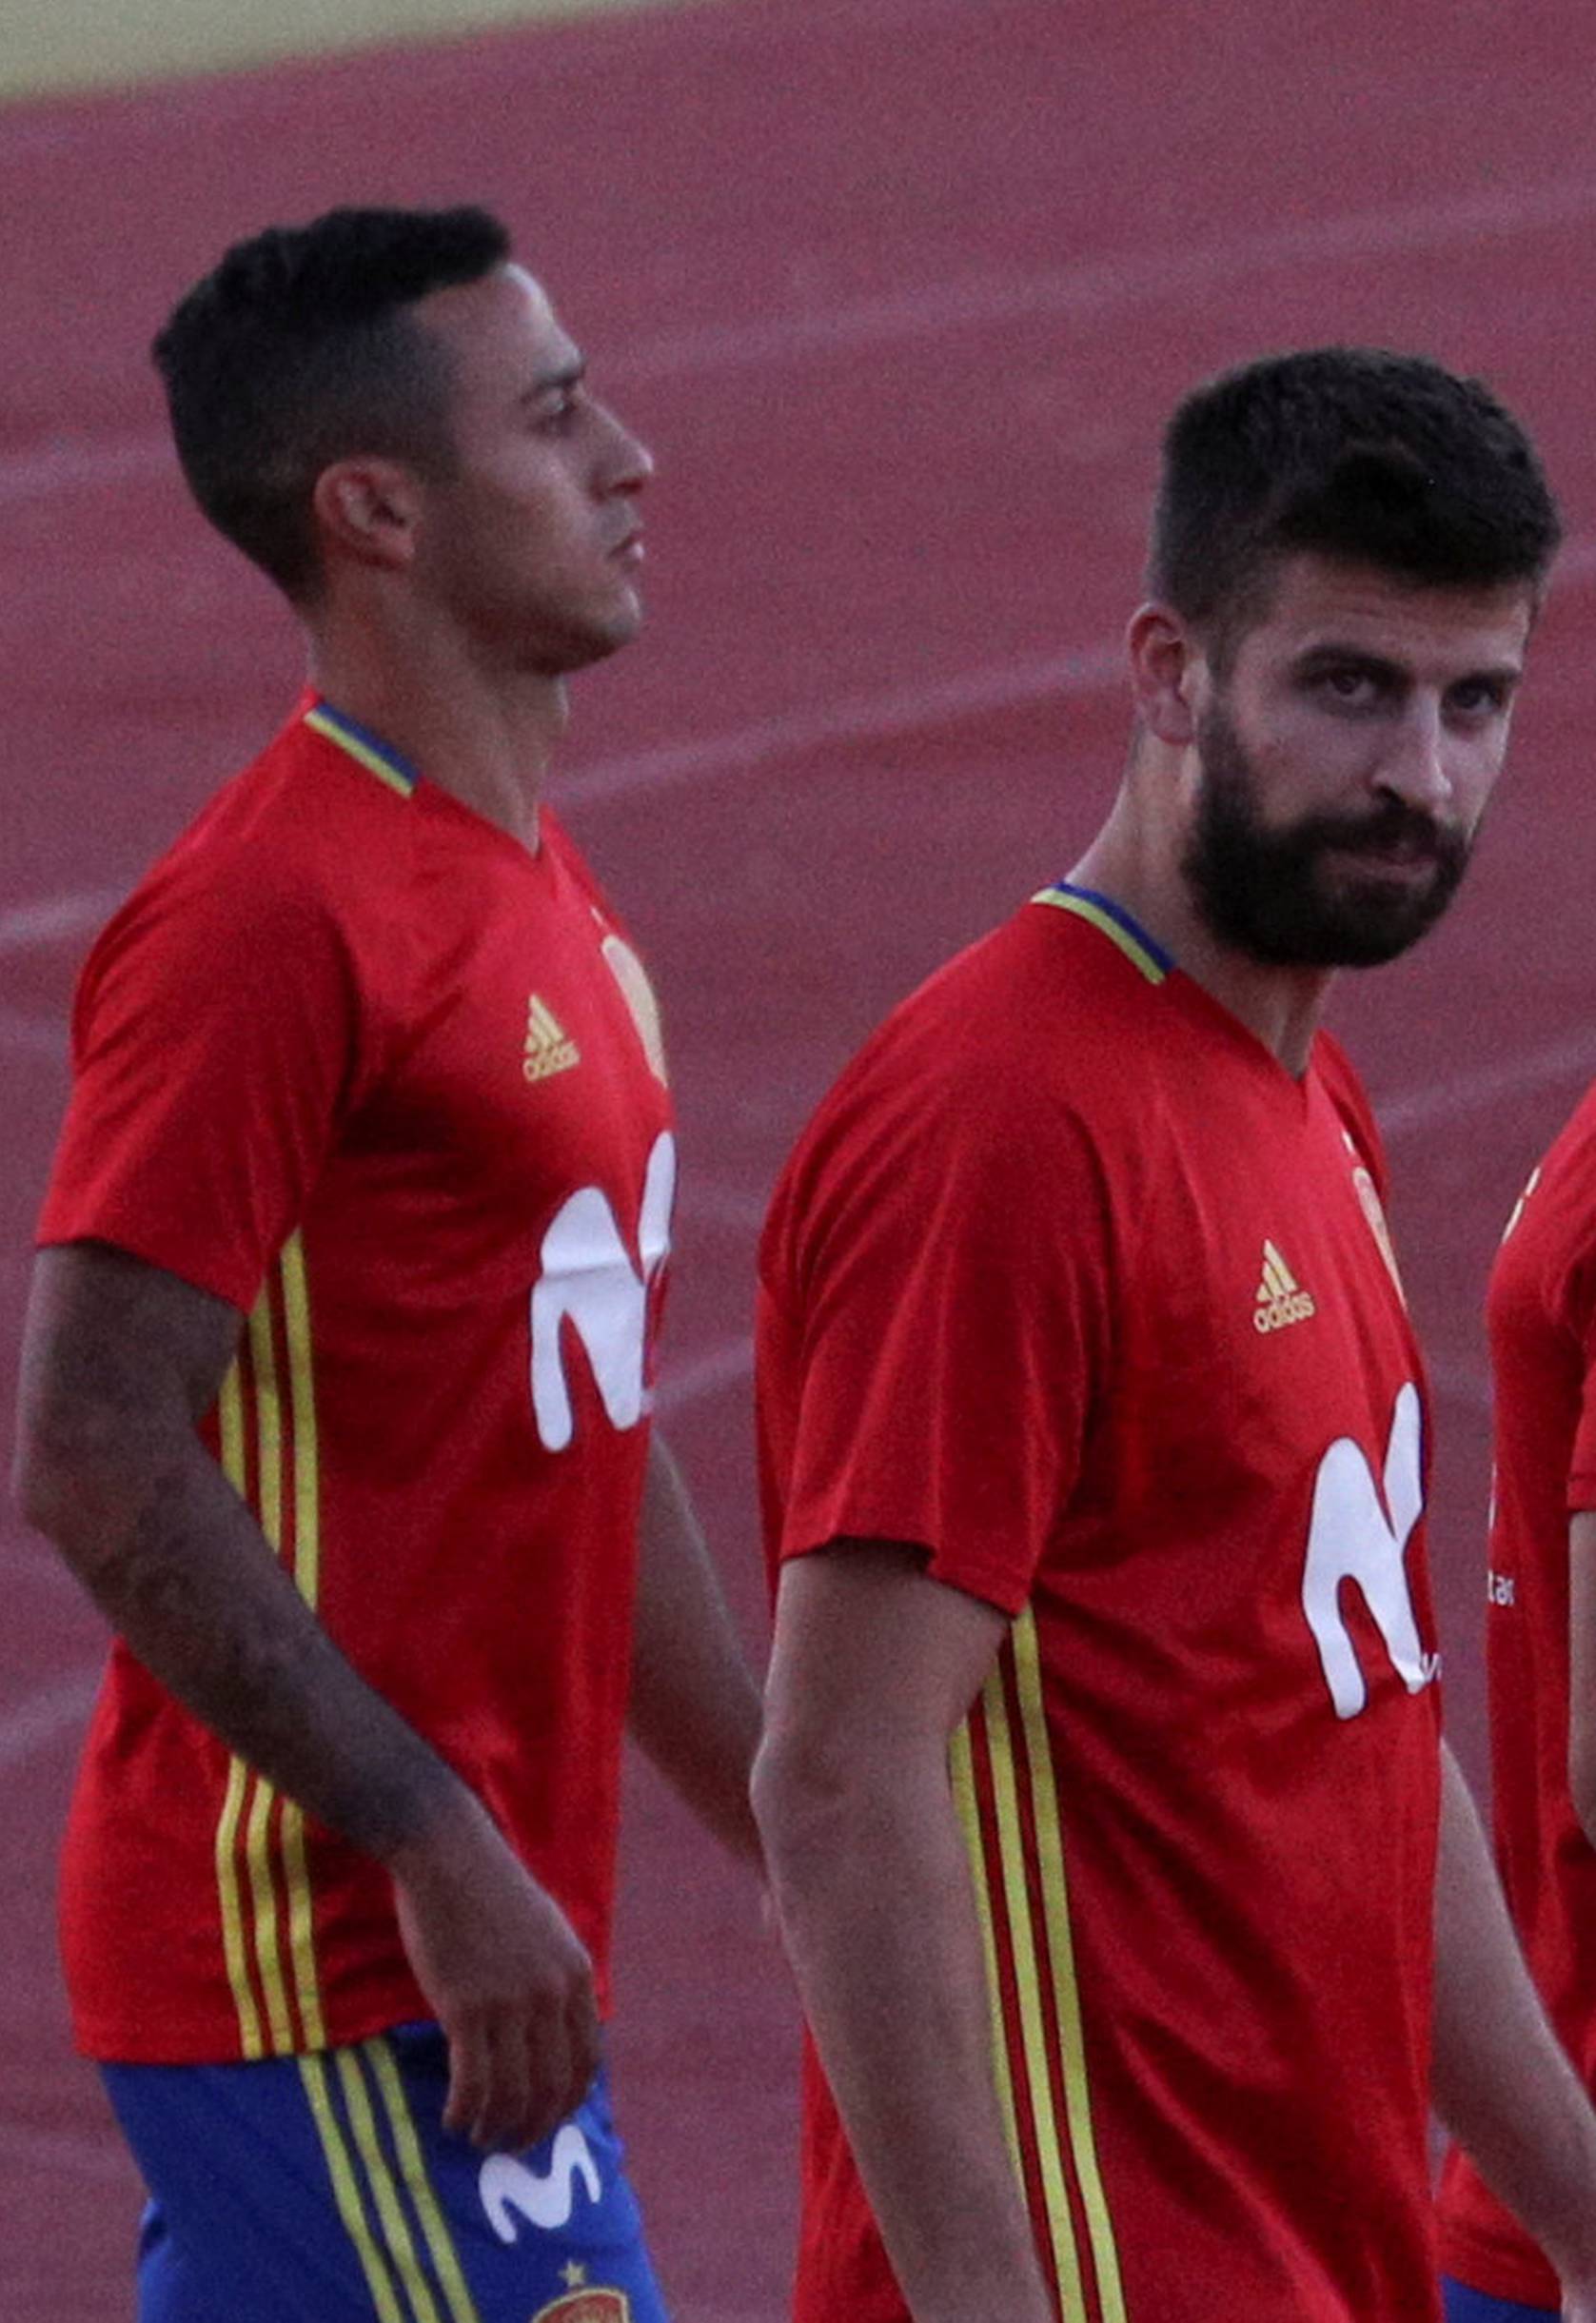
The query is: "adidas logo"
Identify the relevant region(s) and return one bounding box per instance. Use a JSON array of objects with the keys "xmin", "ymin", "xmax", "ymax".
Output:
[
  {"xmin": 1253, "ymin": 1239, "xmax": 1316, "ymax": 1333},
  {"xmin": 523, "ymin": 994, "xmax": 581, "ymax": 1083}
]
